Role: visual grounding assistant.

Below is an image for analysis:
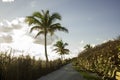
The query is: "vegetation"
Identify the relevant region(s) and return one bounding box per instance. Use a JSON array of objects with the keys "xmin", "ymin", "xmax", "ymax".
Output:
[
  {"xmin": 0, "ymin": 49, "xmax": 71, "ymax": 80},
  {"xmin": 0, "ymin": 10, "xmax": 70, "ymax": 80},
  {"xmin": 79, "ymin": 71, "xmax": 101, "ymax": 80},
  {"xmin": 73, "ymin": 39, "xmax": 120, "ymax": 80},
  {"xmin": 25, "ymin": 10, "xmax": 68, "ymax": 63},
  {"xmin": 53, "ymin": 40, "xmax": 69, "ymax": 60},
  {"xmin": 84, "ymin": 44, "xmax": 93, "ymax": 51}
]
